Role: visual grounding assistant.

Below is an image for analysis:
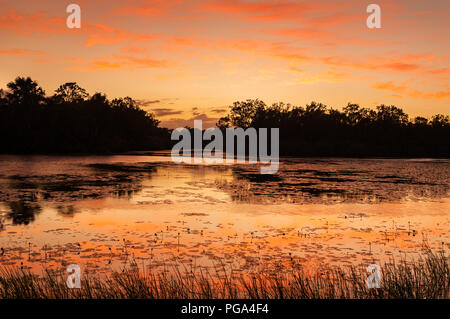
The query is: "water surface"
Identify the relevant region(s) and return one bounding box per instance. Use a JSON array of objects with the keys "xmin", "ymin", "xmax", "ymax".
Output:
[{"xmin": 0, "ymin": 155, "xmax": 448, "ymax": 275}]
